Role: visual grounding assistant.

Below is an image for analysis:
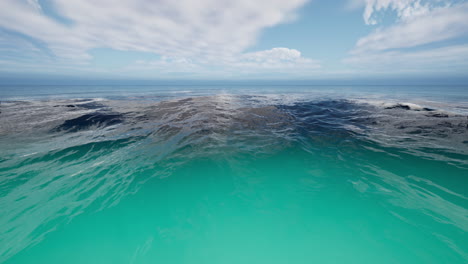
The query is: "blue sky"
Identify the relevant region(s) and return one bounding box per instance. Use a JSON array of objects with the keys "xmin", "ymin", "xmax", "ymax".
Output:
[{"xmin": 0, "ymin": 0, "xmax": 468, "ymax": 81}]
